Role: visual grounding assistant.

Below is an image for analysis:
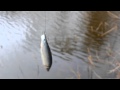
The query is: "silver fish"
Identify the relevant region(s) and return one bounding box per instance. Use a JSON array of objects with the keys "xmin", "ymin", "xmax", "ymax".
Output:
[{"xmin": 40, "ymin": 34, "xmax": 52, "ymax": 71}]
